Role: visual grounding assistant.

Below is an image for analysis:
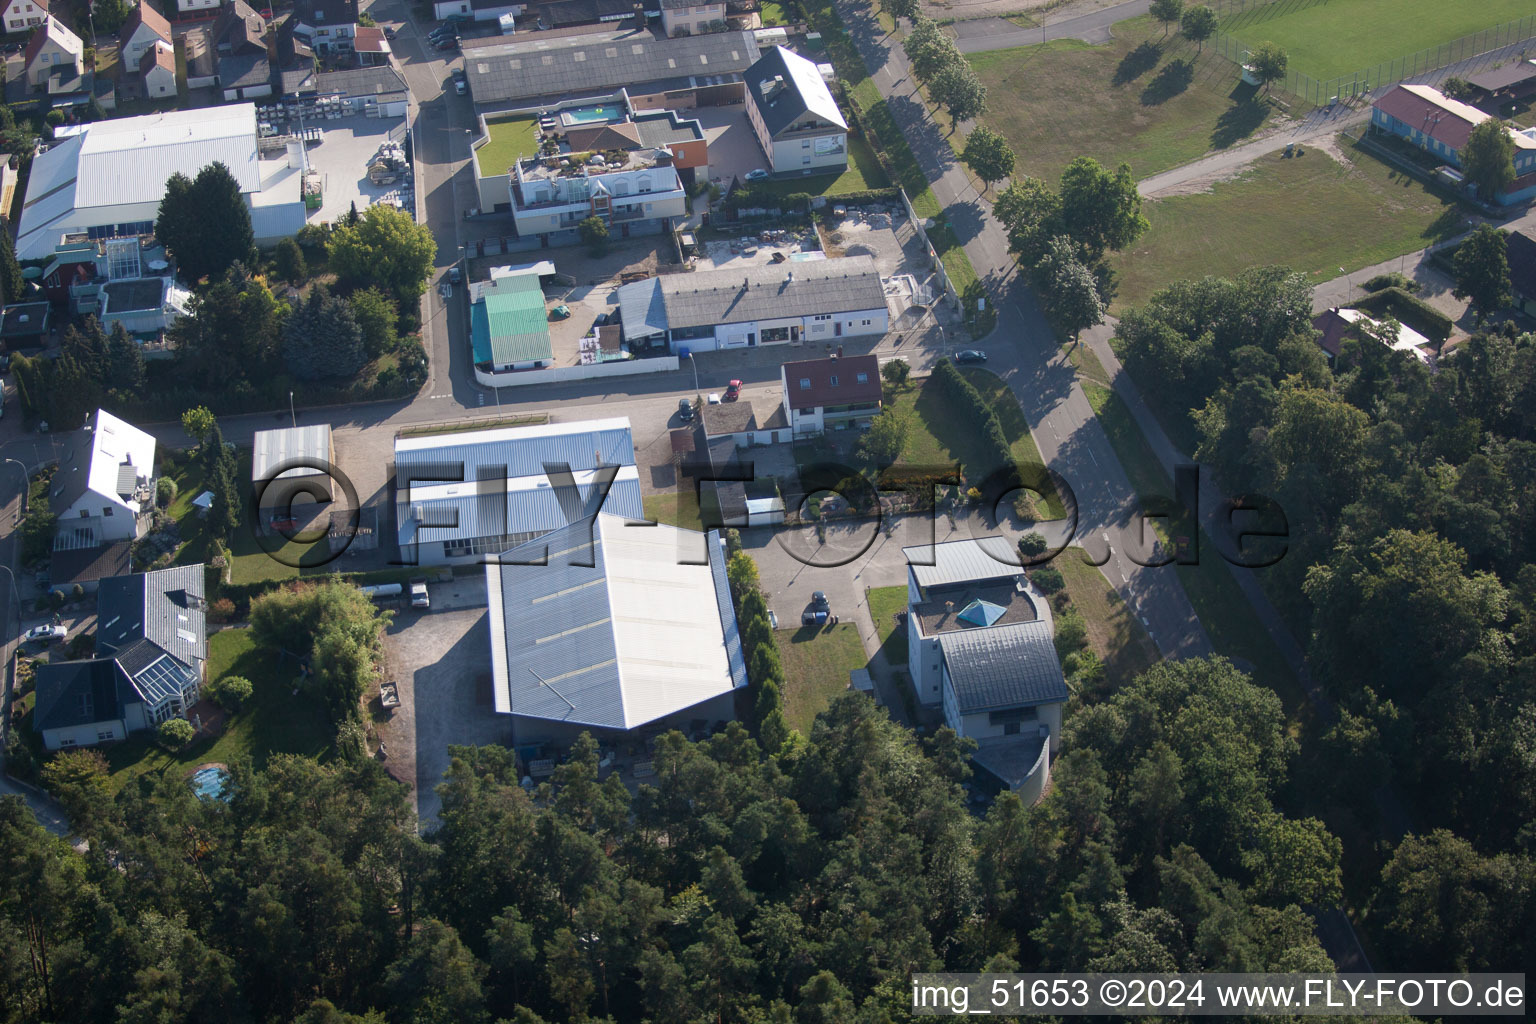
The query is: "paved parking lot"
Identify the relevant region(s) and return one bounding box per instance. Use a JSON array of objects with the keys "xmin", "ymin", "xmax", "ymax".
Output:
[
  {"xmin": 690, "ymin": 103, "xmax": 770, "ymax": 185},
  {"xmin": 377, "ymin": 575, "xmax": 503, "ymax": 823}
]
